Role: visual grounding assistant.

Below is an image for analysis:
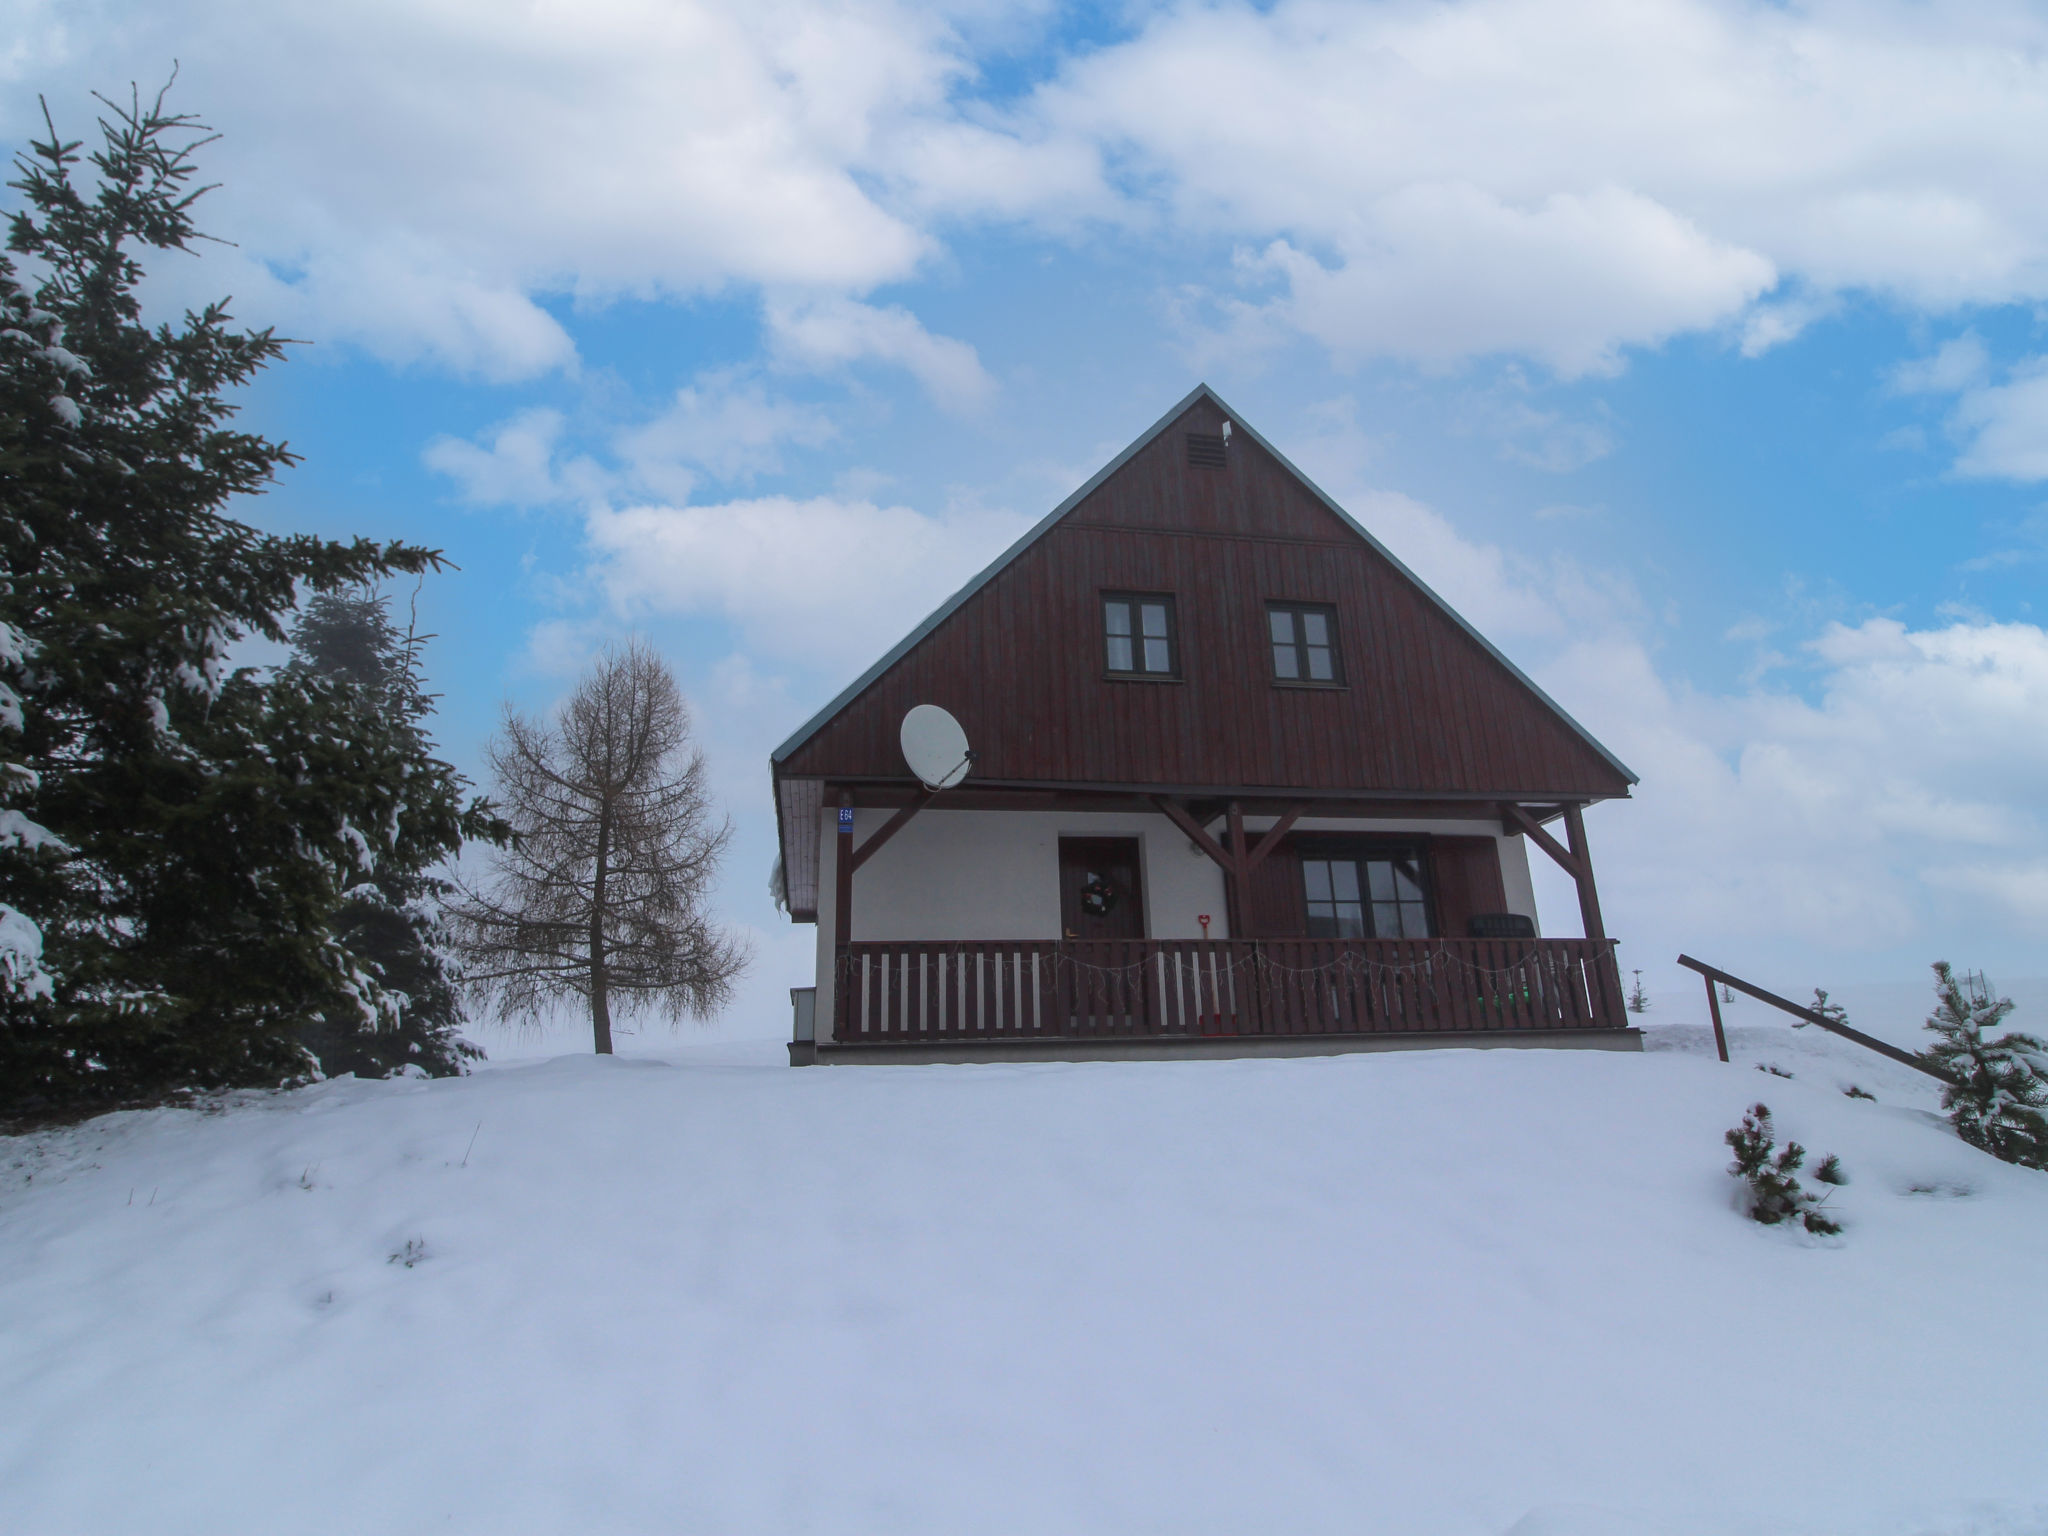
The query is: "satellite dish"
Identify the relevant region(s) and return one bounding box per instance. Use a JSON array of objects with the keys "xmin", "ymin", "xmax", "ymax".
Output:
[{"xmin": 900, "ymin": 704, "xmax": 974, "ymax": 791}]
